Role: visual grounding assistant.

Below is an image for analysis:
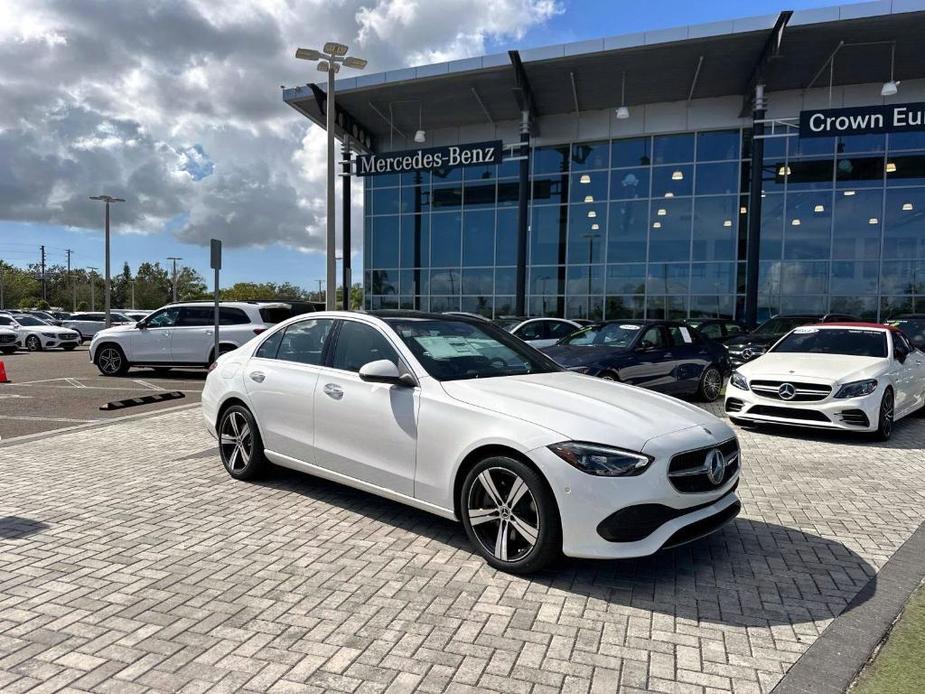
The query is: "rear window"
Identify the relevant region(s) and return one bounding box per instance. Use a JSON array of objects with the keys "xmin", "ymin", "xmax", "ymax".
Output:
[
  {"xmin": 771, "ymin": 328, "xmax": 888, "ymax": 357},
  {"xmin": 258, "ymin": 304, "xmax": 314, "ymax": 324}
]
